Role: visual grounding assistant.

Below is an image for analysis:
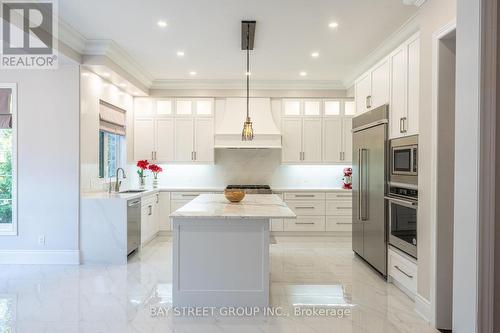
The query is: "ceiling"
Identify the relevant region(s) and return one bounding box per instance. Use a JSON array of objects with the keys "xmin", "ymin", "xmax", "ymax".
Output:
[{"xmin": 59, "ymin": 0, "xmax": 417, "ymax": 86}]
